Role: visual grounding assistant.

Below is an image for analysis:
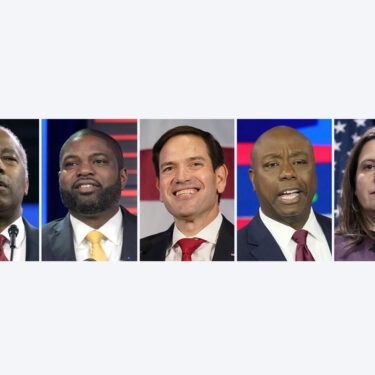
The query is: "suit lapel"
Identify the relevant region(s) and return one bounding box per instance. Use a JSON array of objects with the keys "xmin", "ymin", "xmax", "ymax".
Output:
[
  {"xmin": 51, "ymin": 215, "xmax": 76, "ymax": 260},
  {"xmin": 120, "ymin": 207, "xmax": 137, "ymax": 261},
  {"xmin": 213, "ymin": 216, "xmax": 234, "ymax": 261},
  {"xmin": 246, "ymin": 213, "xmax": 287, "ymax": 261},
  {"xmin": 23, "ymin": 218, "xmax": 39, "ymax": 261}
]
